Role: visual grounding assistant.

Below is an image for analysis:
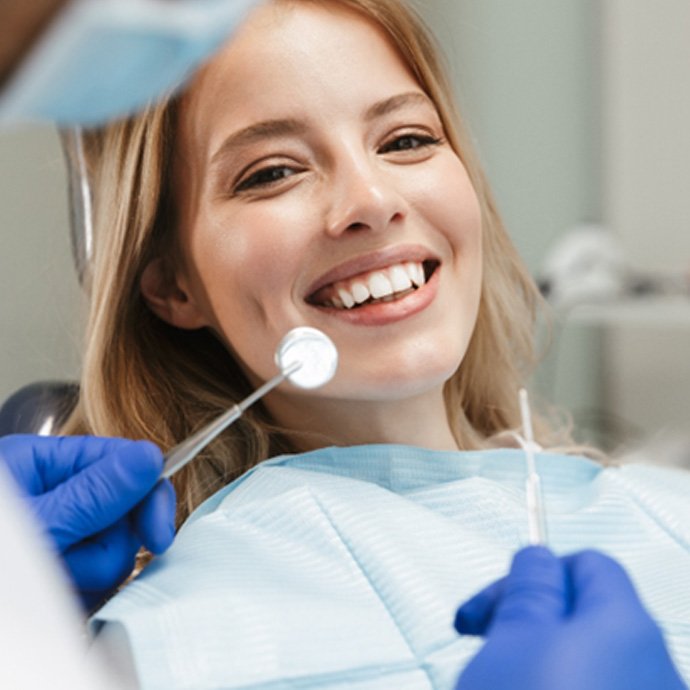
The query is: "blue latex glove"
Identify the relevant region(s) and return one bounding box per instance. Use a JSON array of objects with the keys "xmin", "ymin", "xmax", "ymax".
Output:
[
  {"xmin": 0, "ymin": 434, "xmax": 176, "ymax": 609},
  {"xmin": 454, "ymin": 546, "xmax": 687, "ymax": 690}
]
